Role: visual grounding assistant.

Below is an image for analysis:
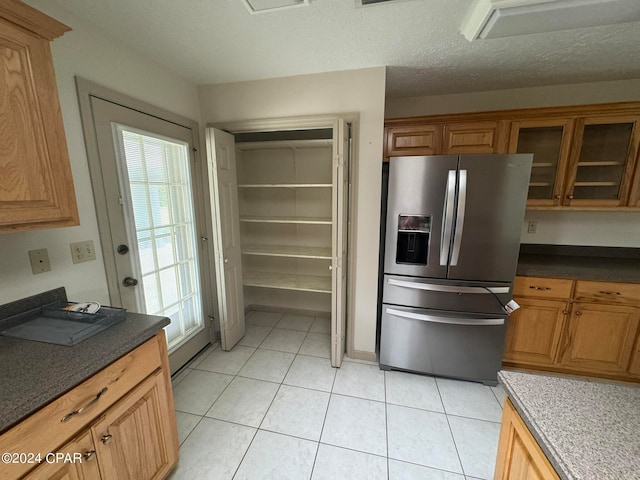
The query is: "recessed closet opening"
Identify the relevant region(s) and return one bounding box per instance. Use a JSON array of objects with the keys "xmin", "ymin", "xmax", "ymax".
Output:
[{"xmin": 207, "ymin": 119, "xmax": 350, "ymax": 367}]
